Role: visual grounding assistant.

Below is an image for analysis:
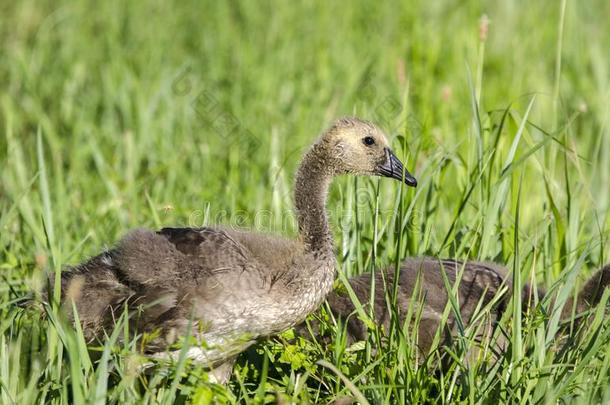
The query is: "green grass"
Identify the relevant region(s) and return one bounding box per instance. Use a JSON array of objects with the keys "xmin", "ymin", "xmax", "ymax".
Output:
[{"xmin": 1, "ymin": 0, "xmax": 610, "ymax": 403}]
